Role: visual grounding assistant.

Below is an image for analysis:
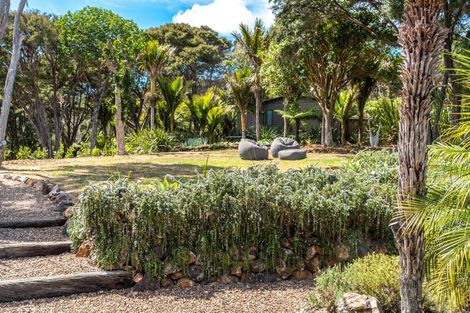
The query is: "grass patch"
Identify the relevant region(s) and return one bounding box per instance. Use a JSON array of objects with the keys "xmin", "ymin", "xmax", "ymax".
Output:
[{"xmin": 0, "ymin": 149, "xmax": 349, "ymax": 198}]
